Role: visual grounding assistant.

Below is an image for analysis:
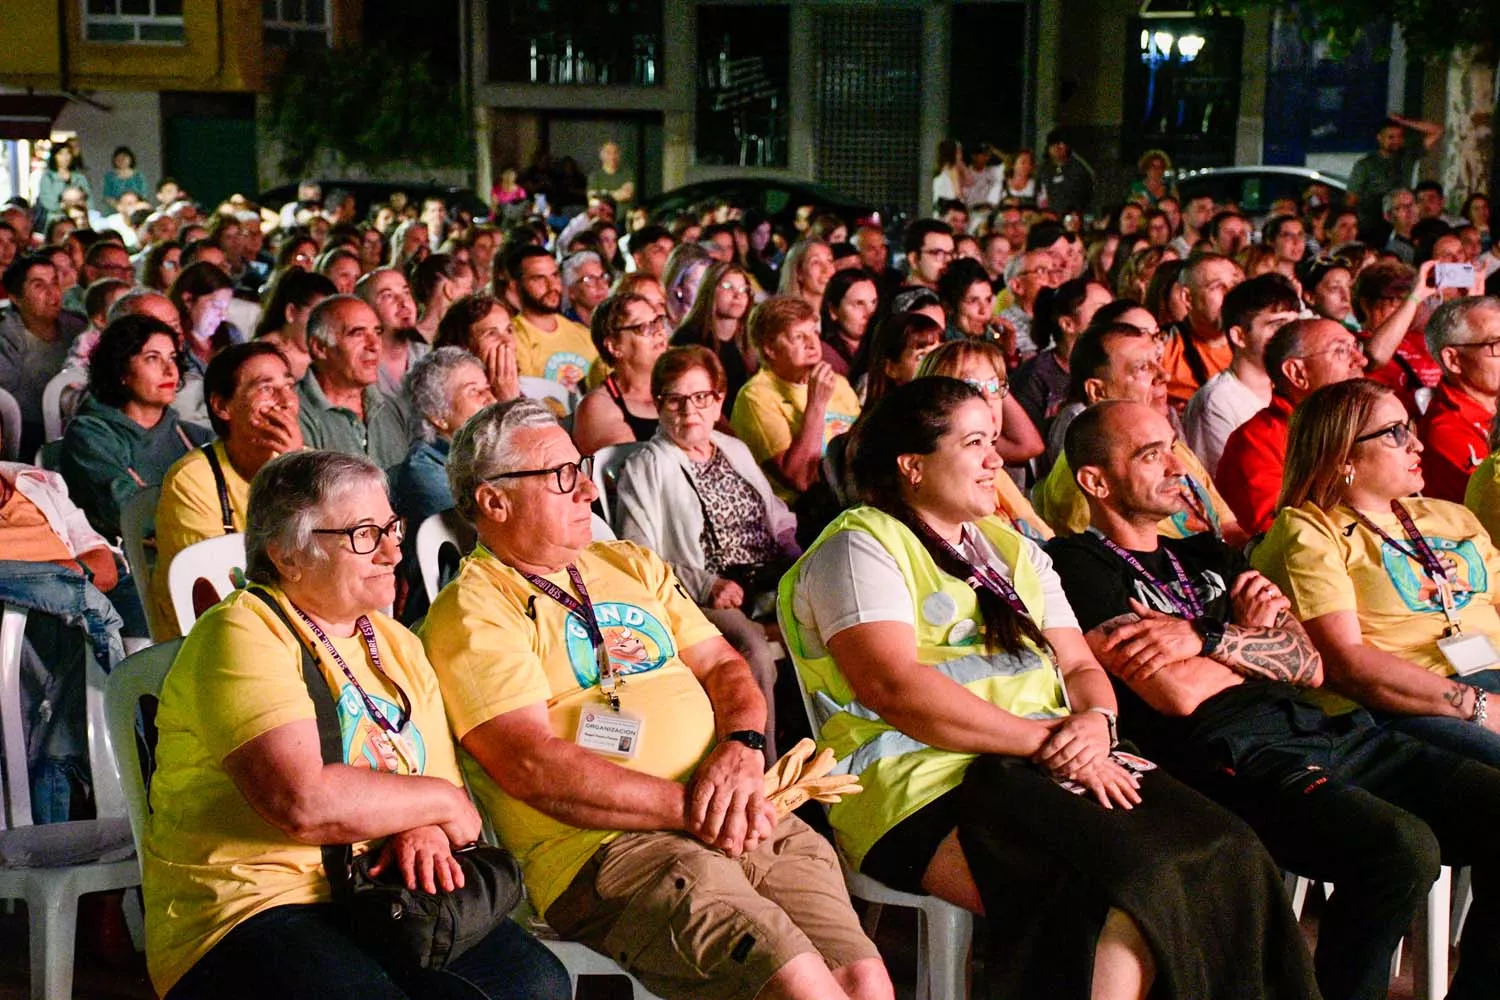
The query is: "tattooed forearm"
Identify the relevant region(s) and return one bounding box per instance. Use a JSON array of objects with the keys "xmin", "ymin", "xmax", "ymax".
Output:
[
  {"xmin": 1445, "ymin": 682, "xmax": 1470, "ymax": 711},
  {"xmin": 1211, "ymin": 622, "xmax": 1324, "ymax": 686}
]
